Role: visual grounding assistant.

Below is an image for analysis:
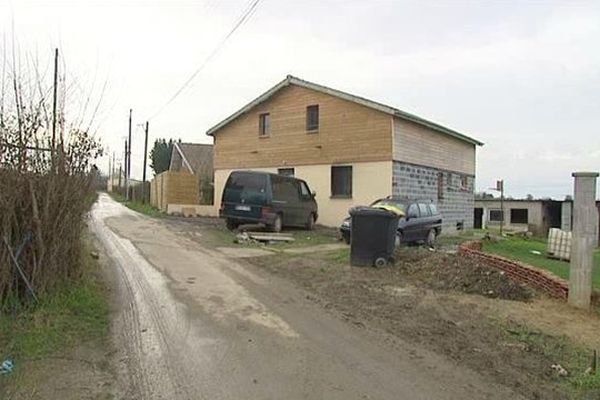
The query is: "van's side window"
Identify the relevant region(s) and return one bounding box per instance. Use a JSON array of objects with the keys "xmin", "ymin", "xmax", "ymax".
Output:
[
  {"xmin": 299, "ymin": 181, "xmax": 310, "ymax": 198},
  {"xmin": 273, "ymin": 177, "xmax": 300, "ymax": 202}
]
